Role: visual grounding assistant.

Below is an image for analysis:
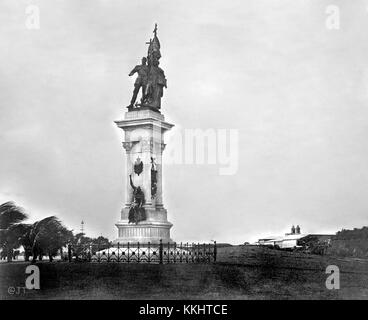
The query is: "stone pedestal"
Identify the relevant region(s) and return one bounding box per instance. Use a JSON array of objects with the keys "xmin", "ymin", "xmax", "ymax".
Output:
[{"xmin": 114, "ymin": 108, "xmax": 174, "ymax": 244}]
